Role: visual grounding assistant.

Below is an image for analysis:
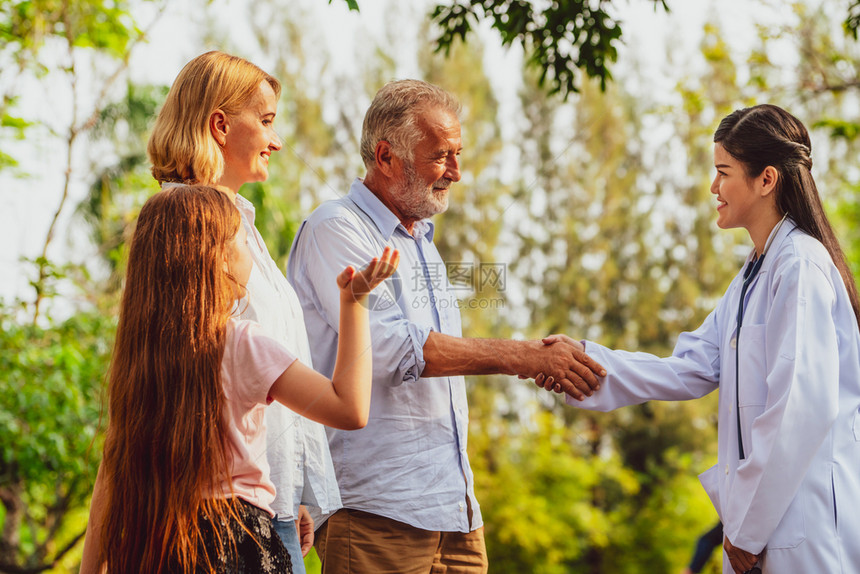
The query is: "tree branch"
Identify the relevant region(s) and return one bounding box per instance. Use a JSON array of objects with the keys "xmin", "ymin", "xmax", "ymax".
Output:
[
  {"xmin": 810, "ymin": 79, "xmax": 860, "ymax": 93},
  {"xmin": 31, "ymin": 0, "xmax": 169, "ymax": 322},
  {"xmin": 31, "ymin": 0, "xmax": 77, "ymax": 324},
  {"xmin": 0, "ymin": 481, "xmax": 24, "ymax": 566},
  {"xmin": 0, "ymin": 529, "xmax": 87, "ymax": 574},
  {"xmin": 33, "ymin": 477, "xmax": 77, "ymax": 565}
]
